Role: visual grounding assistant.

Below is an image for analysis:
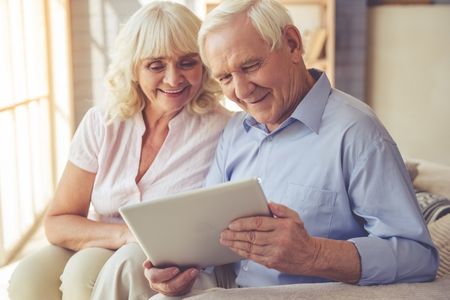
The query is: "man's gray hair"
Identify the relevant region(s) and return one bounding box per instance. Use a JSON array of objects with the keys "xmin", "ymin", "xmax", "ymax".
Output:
[{"xmin": 198, "ymin": 0, "xmax": 293, "ymax": 67}]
